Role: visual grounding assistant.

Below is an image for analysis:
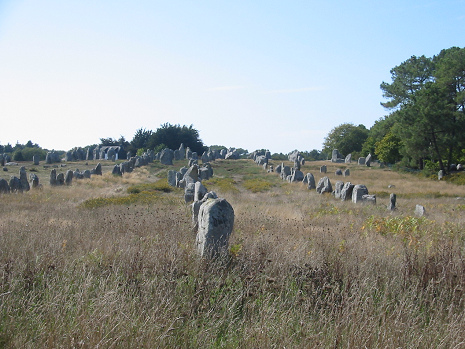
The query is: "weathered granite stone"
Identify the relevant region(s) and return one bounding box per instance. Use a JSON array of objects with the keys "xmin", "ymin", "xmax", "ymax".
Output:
[
  {"xmin": 275, "ymin": 163, "xmax": 282, "ymax": 174},
  {"xmin": 183, "ymin": 164, "xmax": 199, "ymax": 184},
  {"xmin": 415, "ymin": 204, "xmax": 426, "ymax": 217},
  {"xmin": 358, "ymin": 157, "xmax": 365, "ymax": 165},
  {"xmin": 160, "ymin": 148, "xmax": 174, "ymax": 165},
  {"xmin": 290, "ymin": 170, "xmax": 304, "ymax": 182},
  {"xmin": 0, "ymin": 178, "xmax": 10, "ymax": 193},
  {"xmin": 320, "ymin": 165, "xmax": 327, "ymax": 173},
  {"xmin": 288, "ymin": 150, "xmax": 299, "ymax": 162},
  {"xmin": 64, "ymin": 170, "xmax": 73, "ymax": 185},
  {"xmin": 9, "ymin": 176, "xmax": 22, "ymax": 193},
  {"xmin": 194, "ymin": 181, "xmax": 208, "ymax": 202},
  {"xmin": 29, "ymin": 173, "xmax": 39, "ymax": 188},
  {"xmin": 19, "ymin": 167, "xmax": 30, "ymax": 192},
  {"xmin": 335, "ymin": 169, "xmax": 343, "ymax": 176},
  {"xmin": 168, "ymin": 170, "xmax": 177, "ymax": 187},
  {"xmin": 195, "ymin": 198, "xmax": 234, "ymax": 258},
  {"xmin": 281, "ymin": 166, "xmax": 291, "ymax": 180},
  {"xmin": 352, "ymin": 185, "xmax": 368, "ymax": 203},
  {"xmin": 345, "ymin": 154, "xmax": 352, "ymax": 163},
  {"xmin": 303, "ymin": 173, "xmax": 316, "ymax": 190},
  {"xmin": 33, "ymin": 155, "xmax": 40, "ymax": 165},
  {"xmin": 458, "ymin": 164, "xmax": 463, "ymax": 171},
  {"xmin": 438, "ymin": 170, "xmax": 444, "ymax": 180},
  {"xmin": 362, "ymin": 194, "xmax": 376, "ymax": 205},
  {"xmin": 184, "ymin": 183, "xmax": 195, "ymax": 203},
  {"xmin": 334, "ymin": 181, "xmax": 344, "ymax": 199},
  {"xmin": 91, "ymin": 163, "xmax": 102, "ymax": 176},
  {"xmin": 191, "ymin": 191, "xmax": 218, "ymax": 230},
  {"xmin": 56, "ymin": 173, "xmax": 65, "ymax": 186},
  {"xmin": 83, "ymin": 170, "xmax": 91, "ymax": 179},
  {"xmin": 343, "ymin": 169, "xmax": 350, "ymax": 177},
  {"xmin": 388, "ymin": 193, "xmax": 396, "ymax": 211},
  {"xmin": 50, "ymin": 169, "xmax": 57, "ymax": 186},
  {"xmin": 340, "ymin": 182, "xmax": 354, "ymax": 201},
  {"xmin": 331, "ymin": 149, "xmax": 344, "ymax": 163},
  {"xmin": 316, "ymin": 176, "xmax": 332, "ymax": 194},
  {"xmin": 107, "ymin": 148, "xmax": 116, "ymax": 161},
  {"xmin": 365, "ymin": 153, "xmax": 372, "ymax": 167},
  {"xmin": 112, "ymin": 165, "xmax": 122, "ymax": 176}
]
